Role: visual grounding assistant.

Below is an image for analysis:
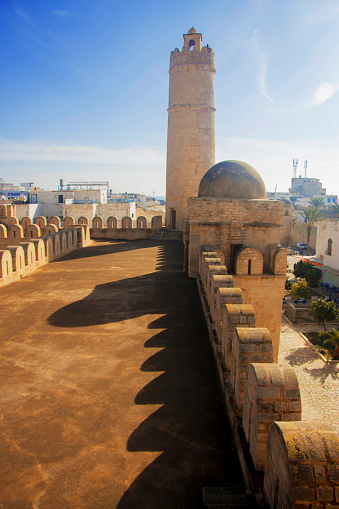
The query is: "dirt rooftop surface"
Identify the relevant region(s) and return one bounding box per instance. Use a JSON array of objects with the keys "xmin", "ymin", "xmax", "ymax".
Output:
[{"xmin": 0, "ymin": 240, "xmax": 243, "ymax": 509}]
